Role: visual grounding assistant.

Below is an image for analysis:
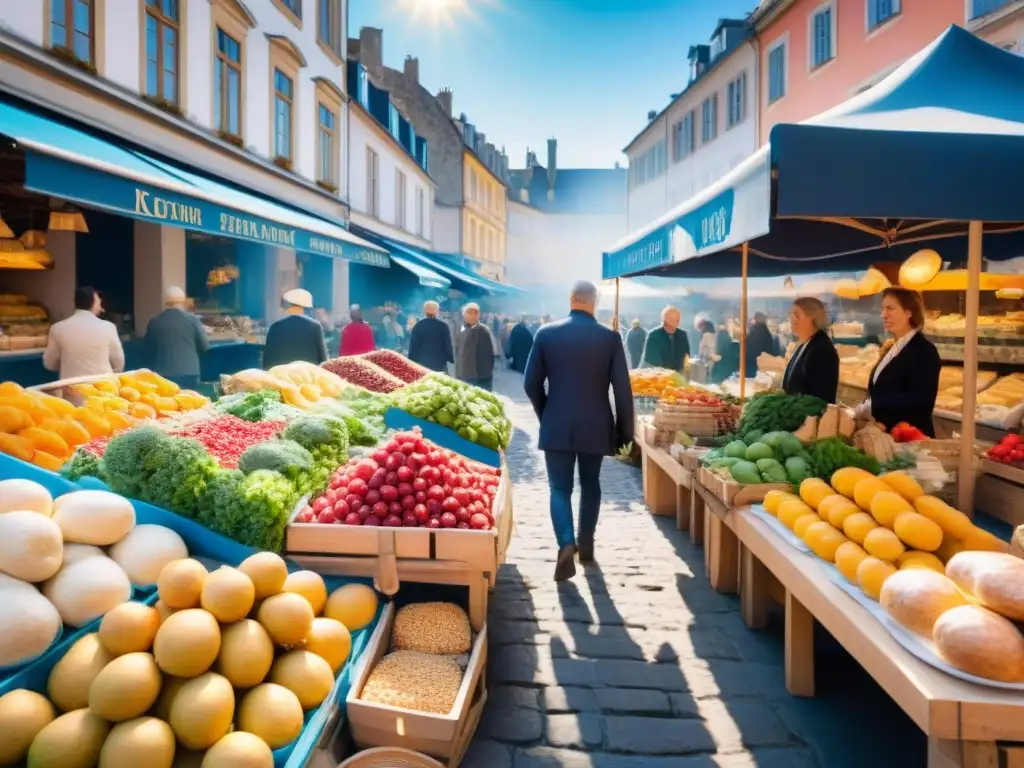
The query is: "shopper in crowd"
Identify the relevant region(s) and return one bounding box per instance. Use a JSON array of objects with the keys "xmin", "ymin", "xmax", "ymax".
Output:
[
  {"xmin": 713, "ymin": 322, "xmax": 737, "ymax": 383},
  {"xmin": 641, "ymin": 306, "xmax": 690, "ymax": 371},
  {"xmin": 43, "ymin": 286, "xmax": 125, "ymax": 380},
  {"xmin": 745, "ymin": 311, "xmax": 776, "ymax": 374},
  {"xmin": 455, "ymin": 303, "xmax": 496, "ymax": 391},
  {"xmin": 263, "ymin": 289, "xmax": 328, "ymax": 369},
  {"xmin": 857, "ymin": 288, "xmax": 941, "ymax": 436},
  {"xmin": 408, "ymin": 300, "xmax": 454, "ymax": 373},
  {"xmin": 625, "ymin": 319, "xmax": 647, "ymax": 369},
  {"xmin": 143, "ymin": 286, "xmax": 210, "ymax": 391},
  {"xmin": 781, "ymin": 297, "xmax": 840, "ymax": 403},
  {"xmin": 523, "ymin": 280, "xmax": 633, "ymax": 581},
  {"xmin": 506, "ymin": 315, "xmax": 534, "ymax": 374},
  {"xmin": 339, "ymin": 304, "xmax": 375, "ymax": 356}
]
